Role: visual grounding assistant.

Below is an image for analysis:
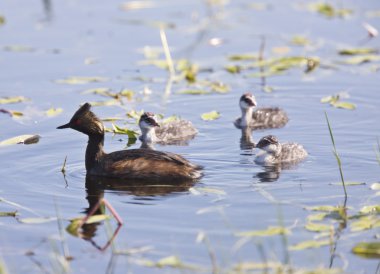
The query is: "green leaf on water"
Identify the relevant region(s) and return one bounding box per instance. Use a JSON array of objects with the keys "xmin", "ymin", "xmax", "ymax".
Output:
[
  {"xmin": 320, "ymin": 95, "xmax": 335, "ymax": 104},
  {"xmin": 139, "ymin": 255, "xmax": 199, "ymax": 270},
  {"xmin": 307, "ymin": 213, "xmax": 328, "ymax": 221},
  {"xmin": 10, "ymin": 111, "xmax": 23, "ymax": 117},
  {"xmin": 0, "ymin": 96, "xmax": 28, "ymax": 105},
  {"xmin": 228, "ymin": 53, "xmax": 258, "ymax": 61},
  {"xmin": 177, "ymin": 90, "xmax": 211, "ymax": 95},
  {"xmin": 305, "ymin": 205, "xmax": 341, "ymax": 212},
  {"xmin": 247, "ymin": 3, "xmax": 271, "ymax": 11},
  {"xmin": 339, "ymin": 55, "xmax": 380, "ymax": 65},
  {"xmin": 0, "ymin": 109, "xmax": 24, "ymax": 117},
  {"xmin": 82, "ymin": 87, "xmax": 112, "ymax": 96},
  {"xmin": 119, "ymin": 89, "xmax": 134, "ymax": 100},
  {"xmin": 176, "ymin": 59, "xmax": 198, "ymax": 83},
  {"xmin": 45, "ymin": 107, "xmax": 63, "ymax": 117},
  {"xmin": 3, "ymin": 45, "xmax": 35, "ymax": 52},
  {"xmin": 109, "ymin": 124, "xmax": 139, "ymax": 140},
  {"xmin": 305, "ymin": 222, "xmax": 332, "ymax": 232},
  {"xmin": 0, "ymin": 211, "xmax": 17, "ymax": 217},
  {"xmin": 338, "ymin": 48, "xmax": 378, "ymax": 55},
  {"xmin": 225, "ymin": 65, "xmax": 241, "ymax": 74},
  {"xmin": 331, "ymin": 101, "xmax": 356, "ymax": 110},
  {"xmin": 289, "ymin": 239, "xmax": 330, "ymax": 251},
  {"xmin": 84, "ymin": 214, "xmax": 111, "ymax": 224},
  {"xmin": 235, "ymin": 226, "xmax": 290, "ymax": 237},
  {"xmin": 321, "ymin": 93, "xmax": 355, "ymax": 110},
  {"xmin": 209, "ymin": 82, "xmax": 230, "ymax": 93},
  {"xmin": 350, "ymin": 216, "xmax": 380, "ymax": 232},
  {"xmin": 18, "ymin": 217, "xmax": 57, "ymax": 224},
  {"xmin": 249, "ymin": 70, "xmax": 285, "ymax": 78},
  {"xmin": 0, "ymin": 135, "xmax": 40, "ymax": 146},
  {"xmin": 233, "ymin": 261, "xmax": 283, "ymax": 271},
  {"xmin": 90, "ymin": 100, "xmax": 120, "ymax": 106},
  {"xmin": 138, "ymin": 59, "xmax": 169, "ymax": 70},
  {"xmin": 101, "ymin": 117, "xmax": 125, "ymax": 122},
  {"xmin": 359, "ymin": 205, "xmax": 380, "ymax": 215},
  {"xmin": 67, "ymin": 214, "xmax": 111, "ymax": 236},
  {"xmin": 156, "ymin": 256, "xmax": 182, "ymax": 268},
  {"xmin": 55, "ymin": 76, "xmax": 108, "ymax": 85},
  {"xmin": 127, "ymin": 109, "xmax": 144, "ymax": 121},
  {"xmin": 352, "ymin": 242, "xmax": 380, "ymax": 258},
  {"xmin": 201, "ymin": 111, "xmax": 220, "ymax": 121},
  {"xmin": 248, "ymin": 56, "xmax": 312, "ymax": 77},
  {"xmin": 0, "ymin": 16, "xmax": 5, "ymax": 26},
  {"xmin": 290, "ymin": 35, "xmax": 311, "ymax": 46},
  {"xmin": 330, "ymin": 181, "xmax": 365, "ymax": 186},
  {"xmin": 262, "ymin": 85, "xmax": 274, "ymax": 93},
  {"xmin": 308, "ymin": 3, "xmax": 353, "ymax": 18}
]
